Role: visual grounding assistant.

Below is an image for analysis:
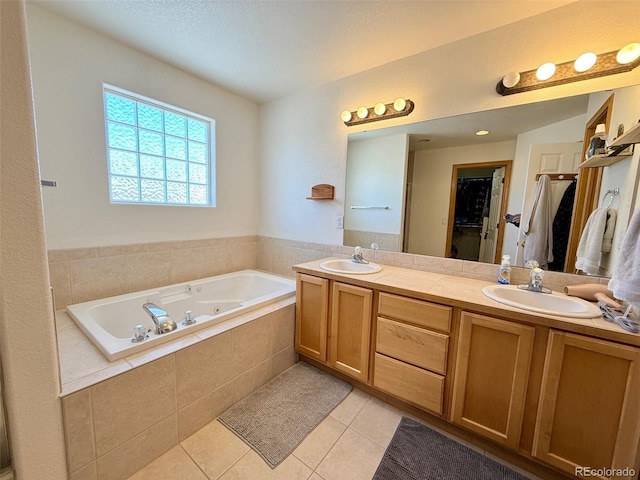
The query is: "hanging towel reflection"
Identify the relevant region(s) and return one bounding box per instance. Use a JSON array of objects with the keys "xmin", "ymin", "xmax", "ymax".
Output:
[{"xmin": 522, "ymin": 175, "xmax": 553, "ymax": 268}]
